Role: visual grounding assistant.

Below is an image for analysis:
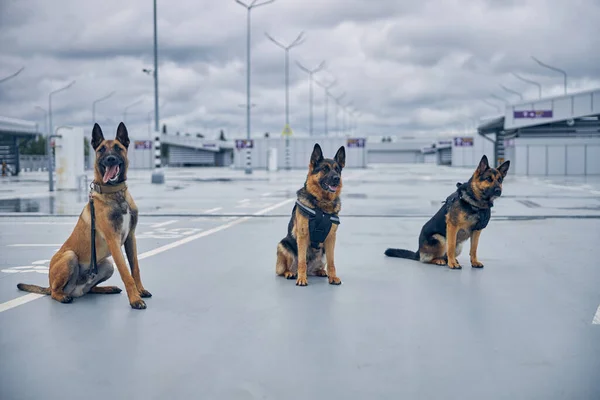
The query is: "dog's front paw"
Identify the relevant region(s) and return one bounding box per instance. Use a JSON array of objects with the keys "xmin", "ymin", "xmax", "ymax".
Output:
[
  {"xmin": 284, "ymin": 271, "xmax": 297, "ymax": 280},
  {"xmin": 328, "ymin": 276, "xmax": 342, "ymax": 285},
  {"xmin": 139, "ymin": 289, "xmax": 152, "ymax": 298},
  {"xmin": 296, "ymin": 276, "xmax": 308, "ymax": 286},
  {"xmin": 471, "ymin": 260, "xmax": 484, "ymax": 268},
  {"xmin": 130, "ymin": 298, "xmax": 147, "ymax": 309},
  {"xmin": 448, "ymin": 259, "xmax": 462, "ymax": 269}
]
